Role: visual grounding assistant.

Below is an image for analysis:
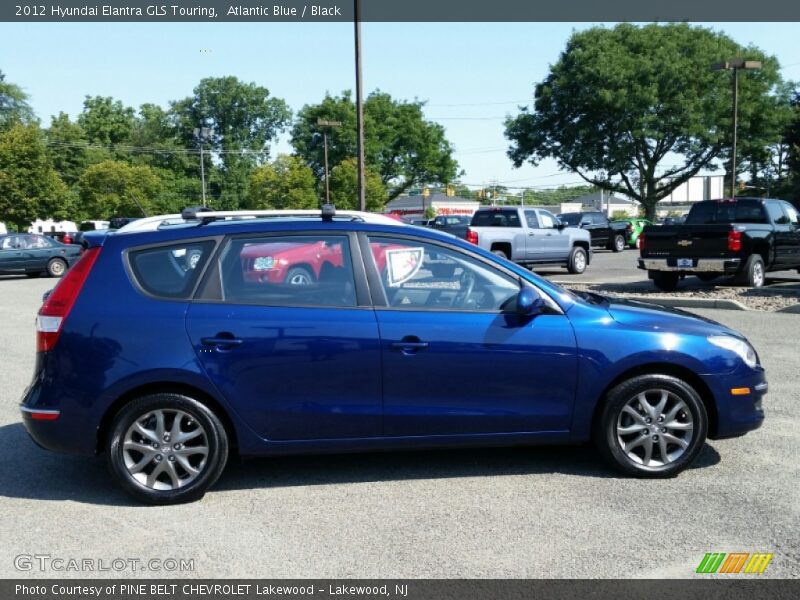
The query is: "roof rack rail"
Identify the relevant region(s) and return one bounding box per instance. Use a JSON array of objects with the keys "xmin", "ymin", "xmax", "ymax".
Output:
[{"xmin": 175, "ymin": 205, "xmax": 406, "ymax": 227}]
